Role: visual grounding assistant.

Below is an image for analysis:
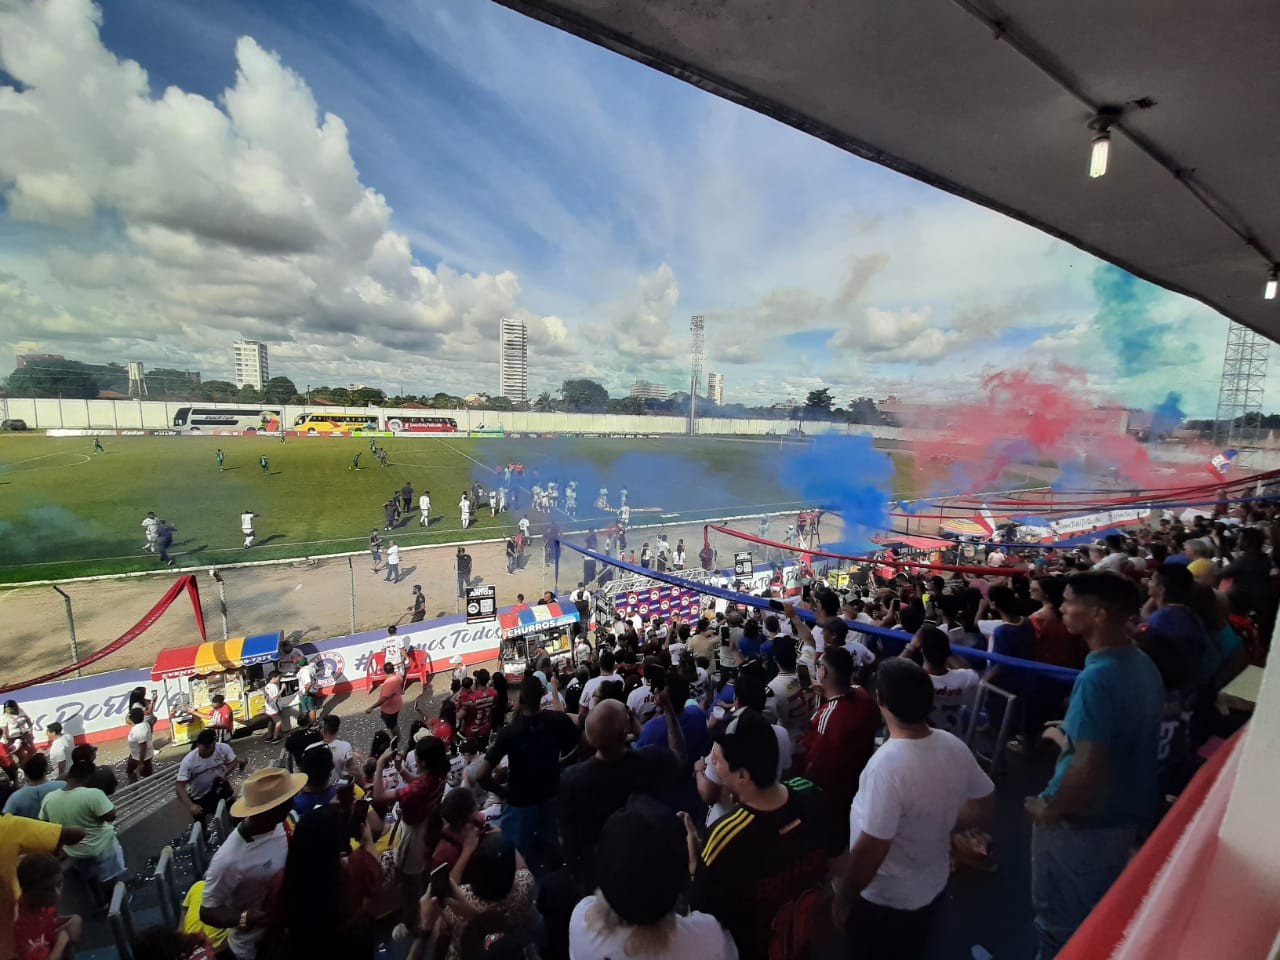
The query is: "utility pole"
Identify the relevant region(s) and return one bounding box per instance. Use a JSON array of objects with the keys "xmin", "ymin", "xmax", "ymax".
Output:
[{"xmin": 689, "ymin": 315, "xmax": 704, "ymax": 436}]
